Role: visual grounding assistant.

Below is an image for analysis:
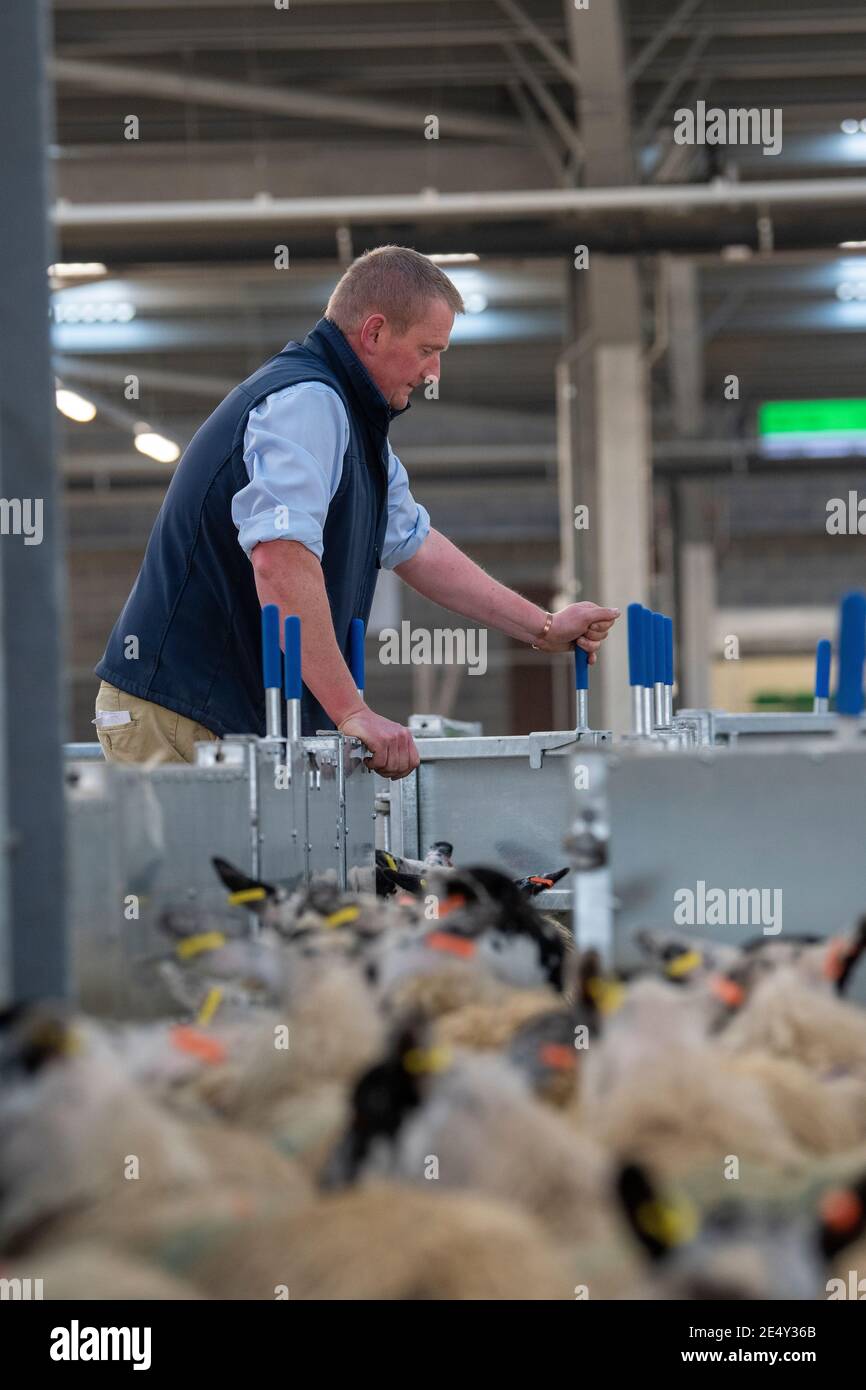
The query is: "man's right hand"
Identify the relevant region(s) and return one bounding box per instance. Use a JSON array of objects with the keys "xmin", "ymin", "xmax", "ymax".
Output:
[{"xmin": 337, "ymin": 707, "xmax": 420, "ymax": 780}]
